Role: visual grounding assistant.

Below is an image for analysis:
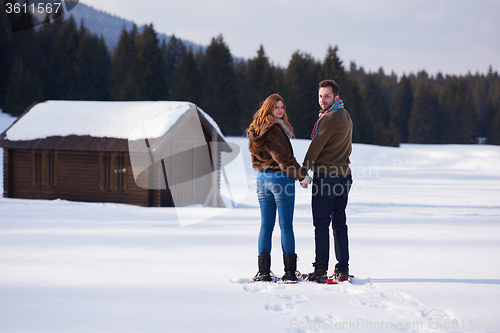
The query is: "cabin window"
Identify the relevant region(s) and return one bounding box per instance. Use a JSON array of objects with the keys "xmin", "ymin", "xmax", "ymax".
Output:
[
  {"xmin": 32, "ymin": 150, "xmax": 56, "ymax": 188},
  {"xmin": 47, "ymin": 150, "xmax": 55, "ymax": 188},
  {"xmin": 100, "ymin": 152, "xmax": 127, "ymax": 192},
  {"xmin": 115, "ymin": 153, "xmax": 126, "ymax": 191},
  {"xmin": 100, "ymin": 152, "xmax": 111, "ymax": 191},
  {"xmin": 33, "ymin": 150, "xmax": 41, "ymax": 187}
]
